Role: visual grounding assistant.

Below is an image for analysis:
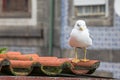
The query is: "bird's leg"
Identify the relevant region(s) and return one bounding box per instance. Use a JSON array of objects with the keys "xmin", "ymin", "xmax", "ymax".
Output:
[
  {"xmin": 81, "ymin": 48, "xmax": 89, "ymax": 62},
  {"xmin": 72, "ymin": 47, "xmax": 80, "ymax": 63}
]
